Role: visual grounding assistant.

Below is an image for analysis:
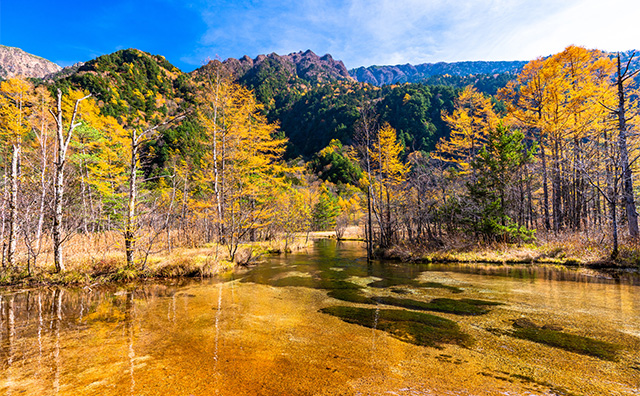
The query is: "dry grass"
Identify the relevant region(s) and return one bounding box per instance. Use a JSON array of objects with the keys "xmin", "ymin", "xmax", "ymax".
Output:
[
  {"xmin": 384, "ymin": 230, "xmax": 640, "ymax": 268},
  {"xmin": 0, "ymin": 230, "xmax": 322, "ymax": 287}
]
